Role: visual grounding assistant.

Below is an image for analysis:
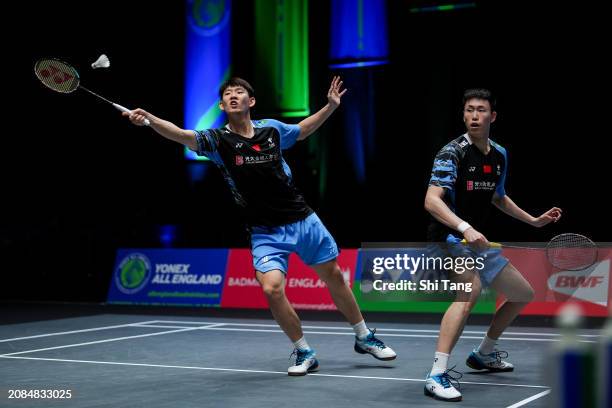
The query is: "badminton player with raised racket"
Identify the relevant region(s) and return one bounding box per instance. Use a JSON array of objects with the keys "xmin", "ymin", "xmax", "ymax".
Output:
[
  {"xmin": 422, "ymin": 88, "xmax": 562, "ymax": 402},
  {"xmin": 123, "ymin": 77, "xmax": 396, "ymax": 376}
]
